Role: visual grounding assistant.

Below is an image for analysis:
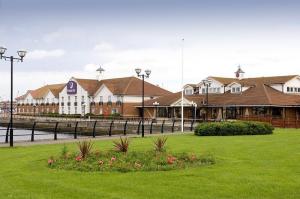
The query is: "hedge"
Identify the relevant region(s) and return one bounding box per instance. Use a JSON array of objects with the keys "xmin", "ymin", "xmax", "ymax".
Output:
[{"xmin": 194, "ymin": 121, "xmax": 274, "ymax": 136}]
